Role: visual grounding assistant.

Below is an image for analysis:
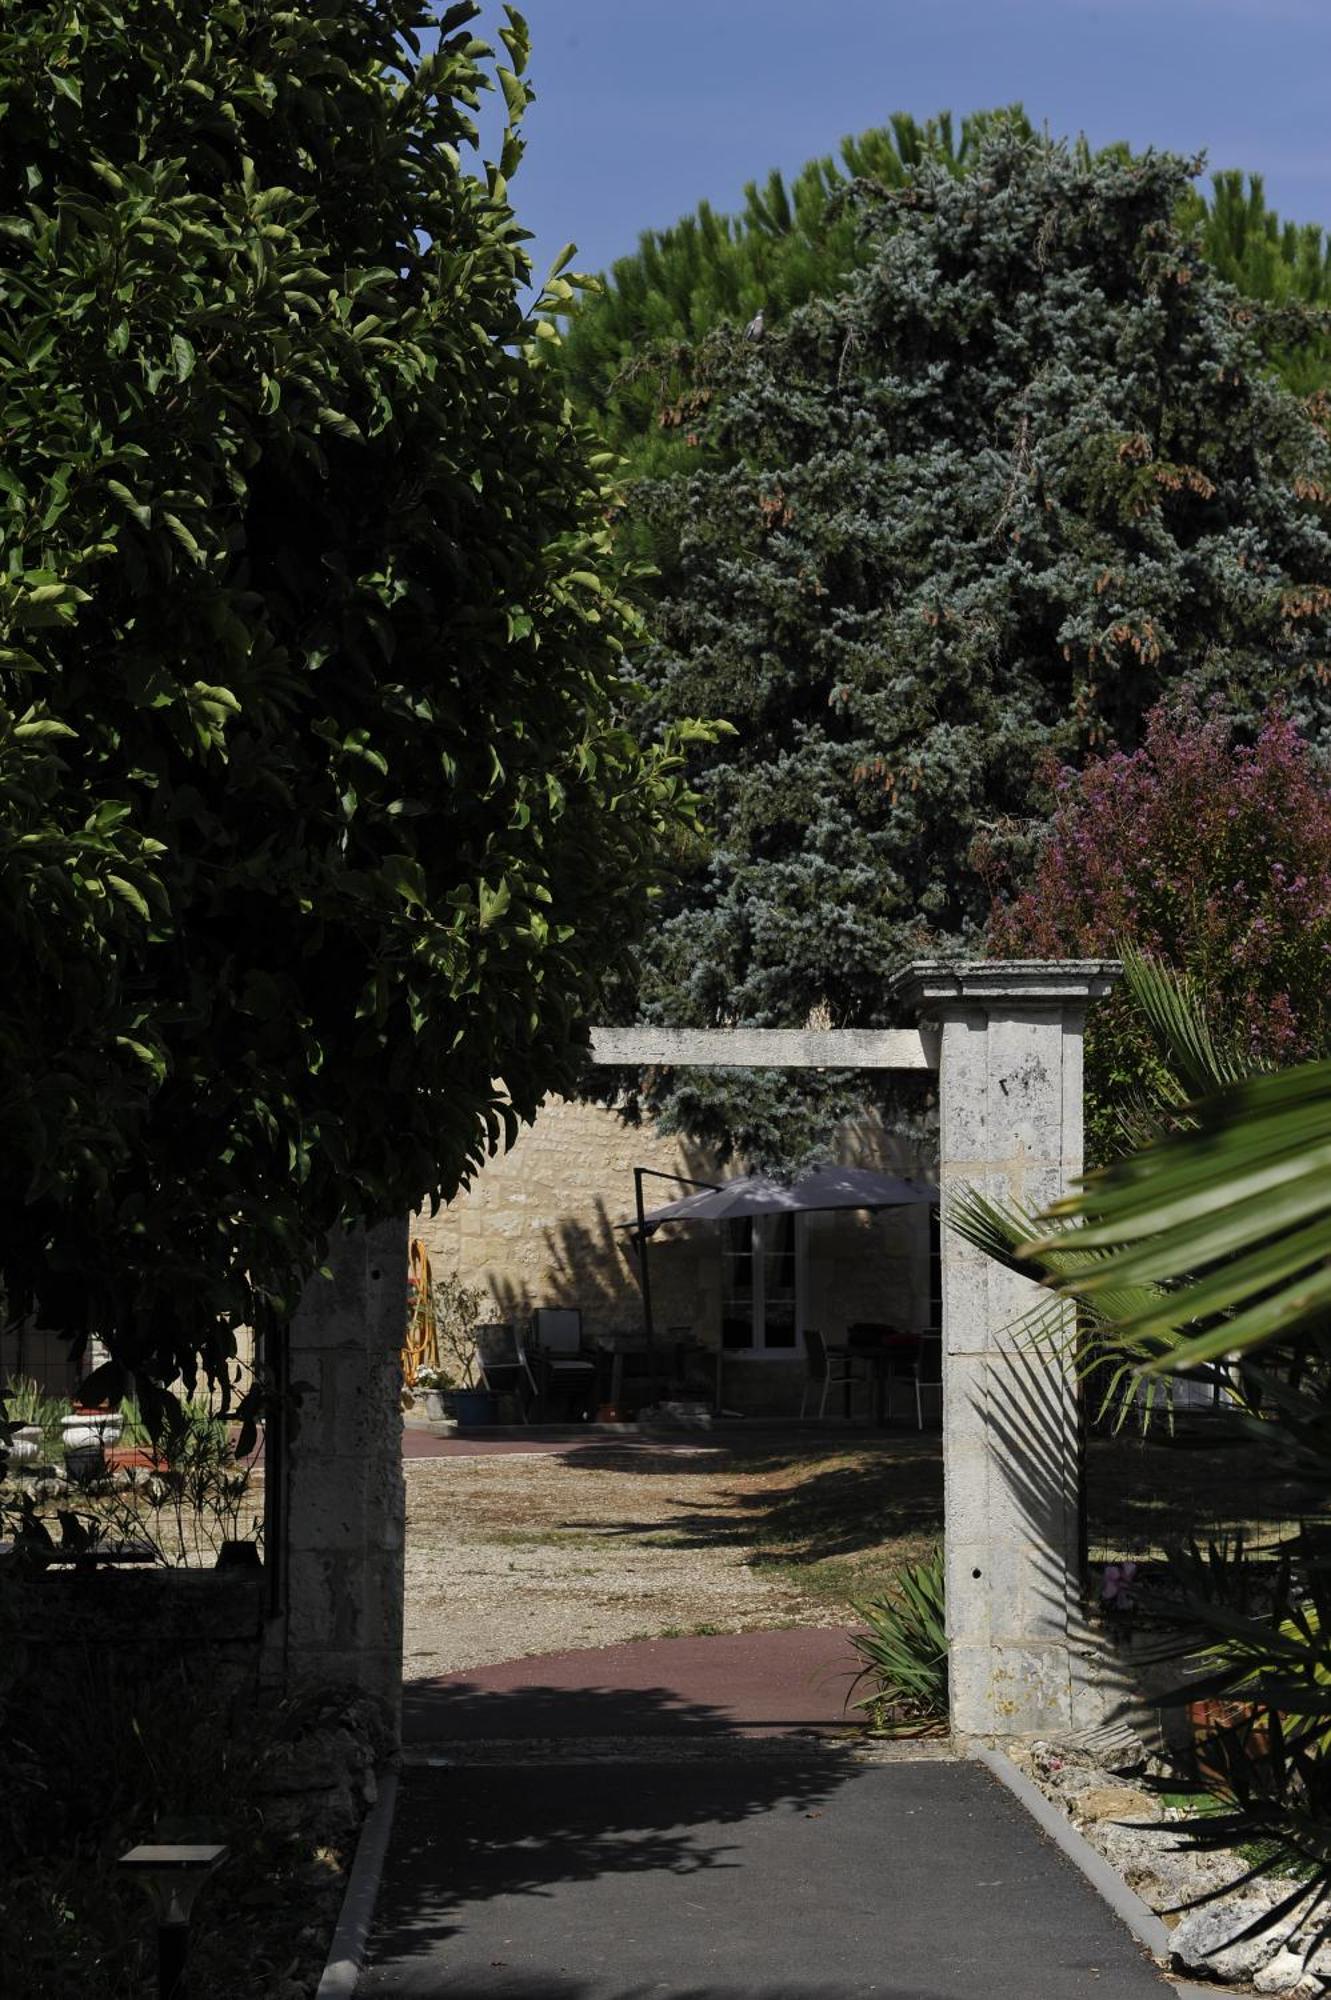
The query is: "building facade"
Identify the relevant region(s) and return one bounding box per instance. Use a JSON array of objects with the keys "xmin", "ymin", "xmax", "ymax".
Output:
[{"xmin": 410, "ymin": 1094, "xmax": 937, "ymax": 1417}]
